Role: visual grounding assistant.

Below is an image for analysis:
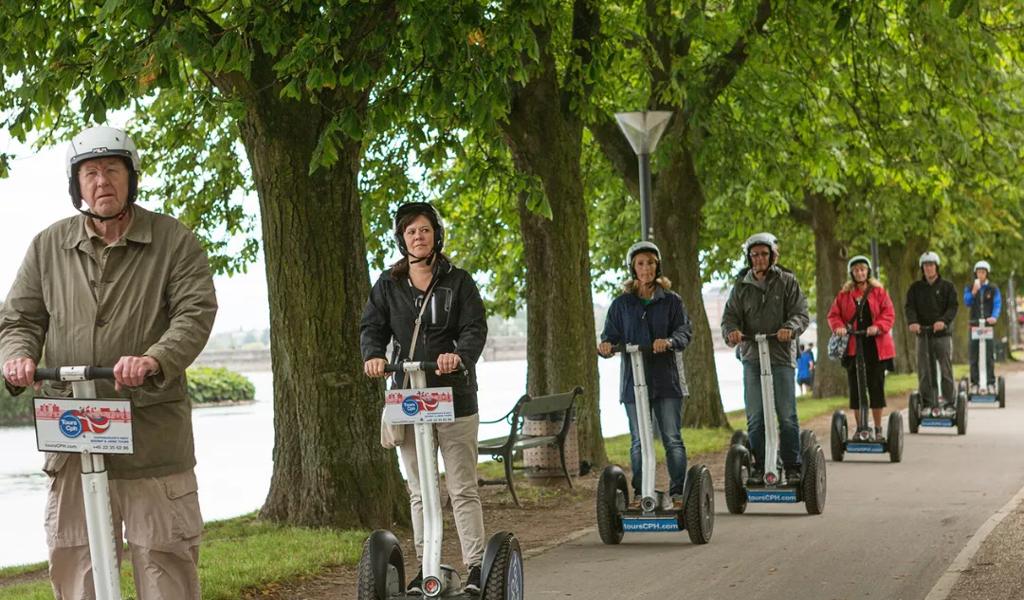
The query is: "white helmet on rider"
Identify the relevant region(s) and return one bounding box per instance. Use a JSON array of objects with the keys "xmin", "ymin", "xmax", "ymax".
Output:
[
  {"xmin": 973, "ymin": 260, "xmax": 991, "ymax": 274},
  {"xmin": 627, "ymin": 241, "xmax": 661, "ymax": 278},
  {"xmin": 743, "ymin": 232, "xmax": 779, "ymax": 266},
  {"xmin": 918, "ymin": 251, "xmax": 940, "ymax": 267},
  {"xmin": 847, "ymin": 255, "xmax": 872, "ymax": 278},
  {"xmin": 65, "ymin": 126, "xmax": 141, "ymax": 219}
]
